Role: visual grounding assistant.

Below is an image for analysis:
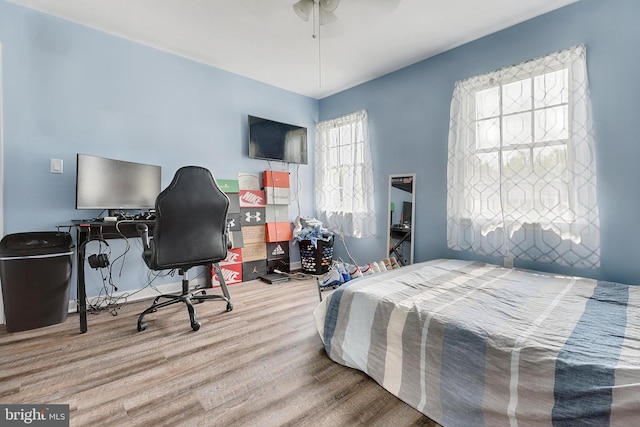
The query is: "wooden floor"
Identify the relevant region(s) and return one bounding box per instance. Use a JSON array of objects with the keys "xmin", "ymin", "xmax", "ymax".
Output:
[{"xmin": 0, "ymin": 276, "xmax": 440, "ymax": 427}]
